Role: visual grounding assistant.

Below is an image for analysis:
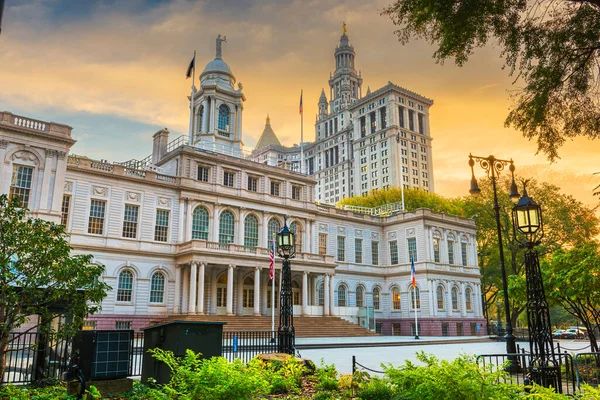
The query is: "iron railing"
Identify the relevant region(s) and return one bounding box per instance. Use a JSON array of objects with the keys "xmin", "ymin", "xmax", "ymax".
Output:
[
  {"xmin": 574, "ymin": 352, "xmax": 600, "ymax": 389},
  {"xmin": 3, "ymin": 330, "xmax": 70, "ymax": 384},
  {"xmin": 222, "ymin": 331, "xmax": 278, "ymax": 363}
]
